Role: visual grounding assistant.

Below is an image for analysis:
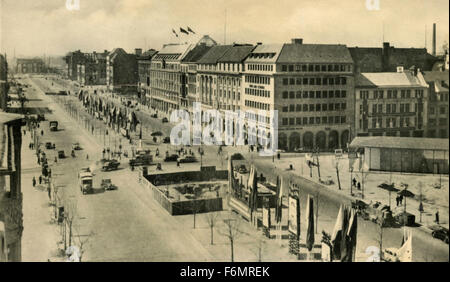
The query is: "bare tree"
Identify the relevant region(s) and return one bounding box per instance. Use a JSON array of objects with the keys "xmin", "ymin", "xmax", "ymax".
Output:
[
  {"xmin": 204, "ymin": 209, "xmax": 220, "ymax": 245},
  {"xmin": 64, "ymin": 199, "xmax": 78, "ymax": 248},
  {"xmin": 219, "ymin": 215, "xmax": 243, "ymax": 262},
  {"xmin": 251, "ymin": 237, "xmax": 266, "ymax": 262},
  {"xmin": 73, "ymin": 224, "xmax": 94, "ymax": 262},
  {"xmin": 190, "ymin": 196, "xmax": 203, "ymax": 229}
]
